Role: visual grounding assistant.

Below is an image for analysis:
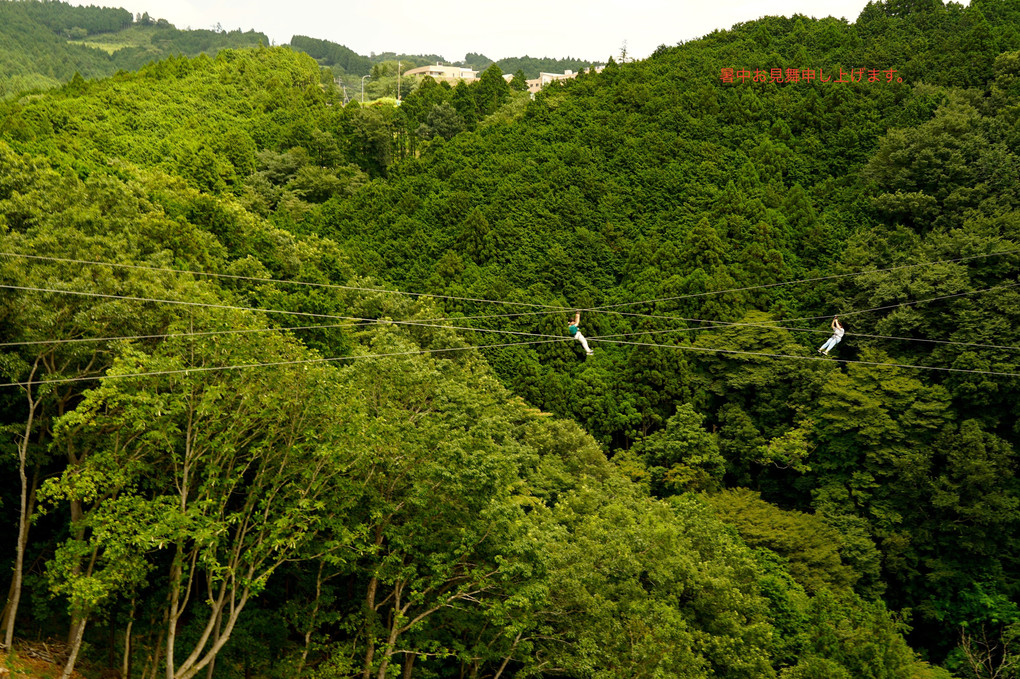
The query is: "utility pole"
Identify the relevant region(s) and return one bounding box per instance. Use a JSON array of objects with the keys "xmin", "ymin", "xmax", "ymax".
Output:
[
  {"xmin": 361, "ymin": 74, "xmax": 371, "ymax": 104},
  {"xmin": 397, "ymin": 60, "xmax": 401, "ymax": 100}
]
